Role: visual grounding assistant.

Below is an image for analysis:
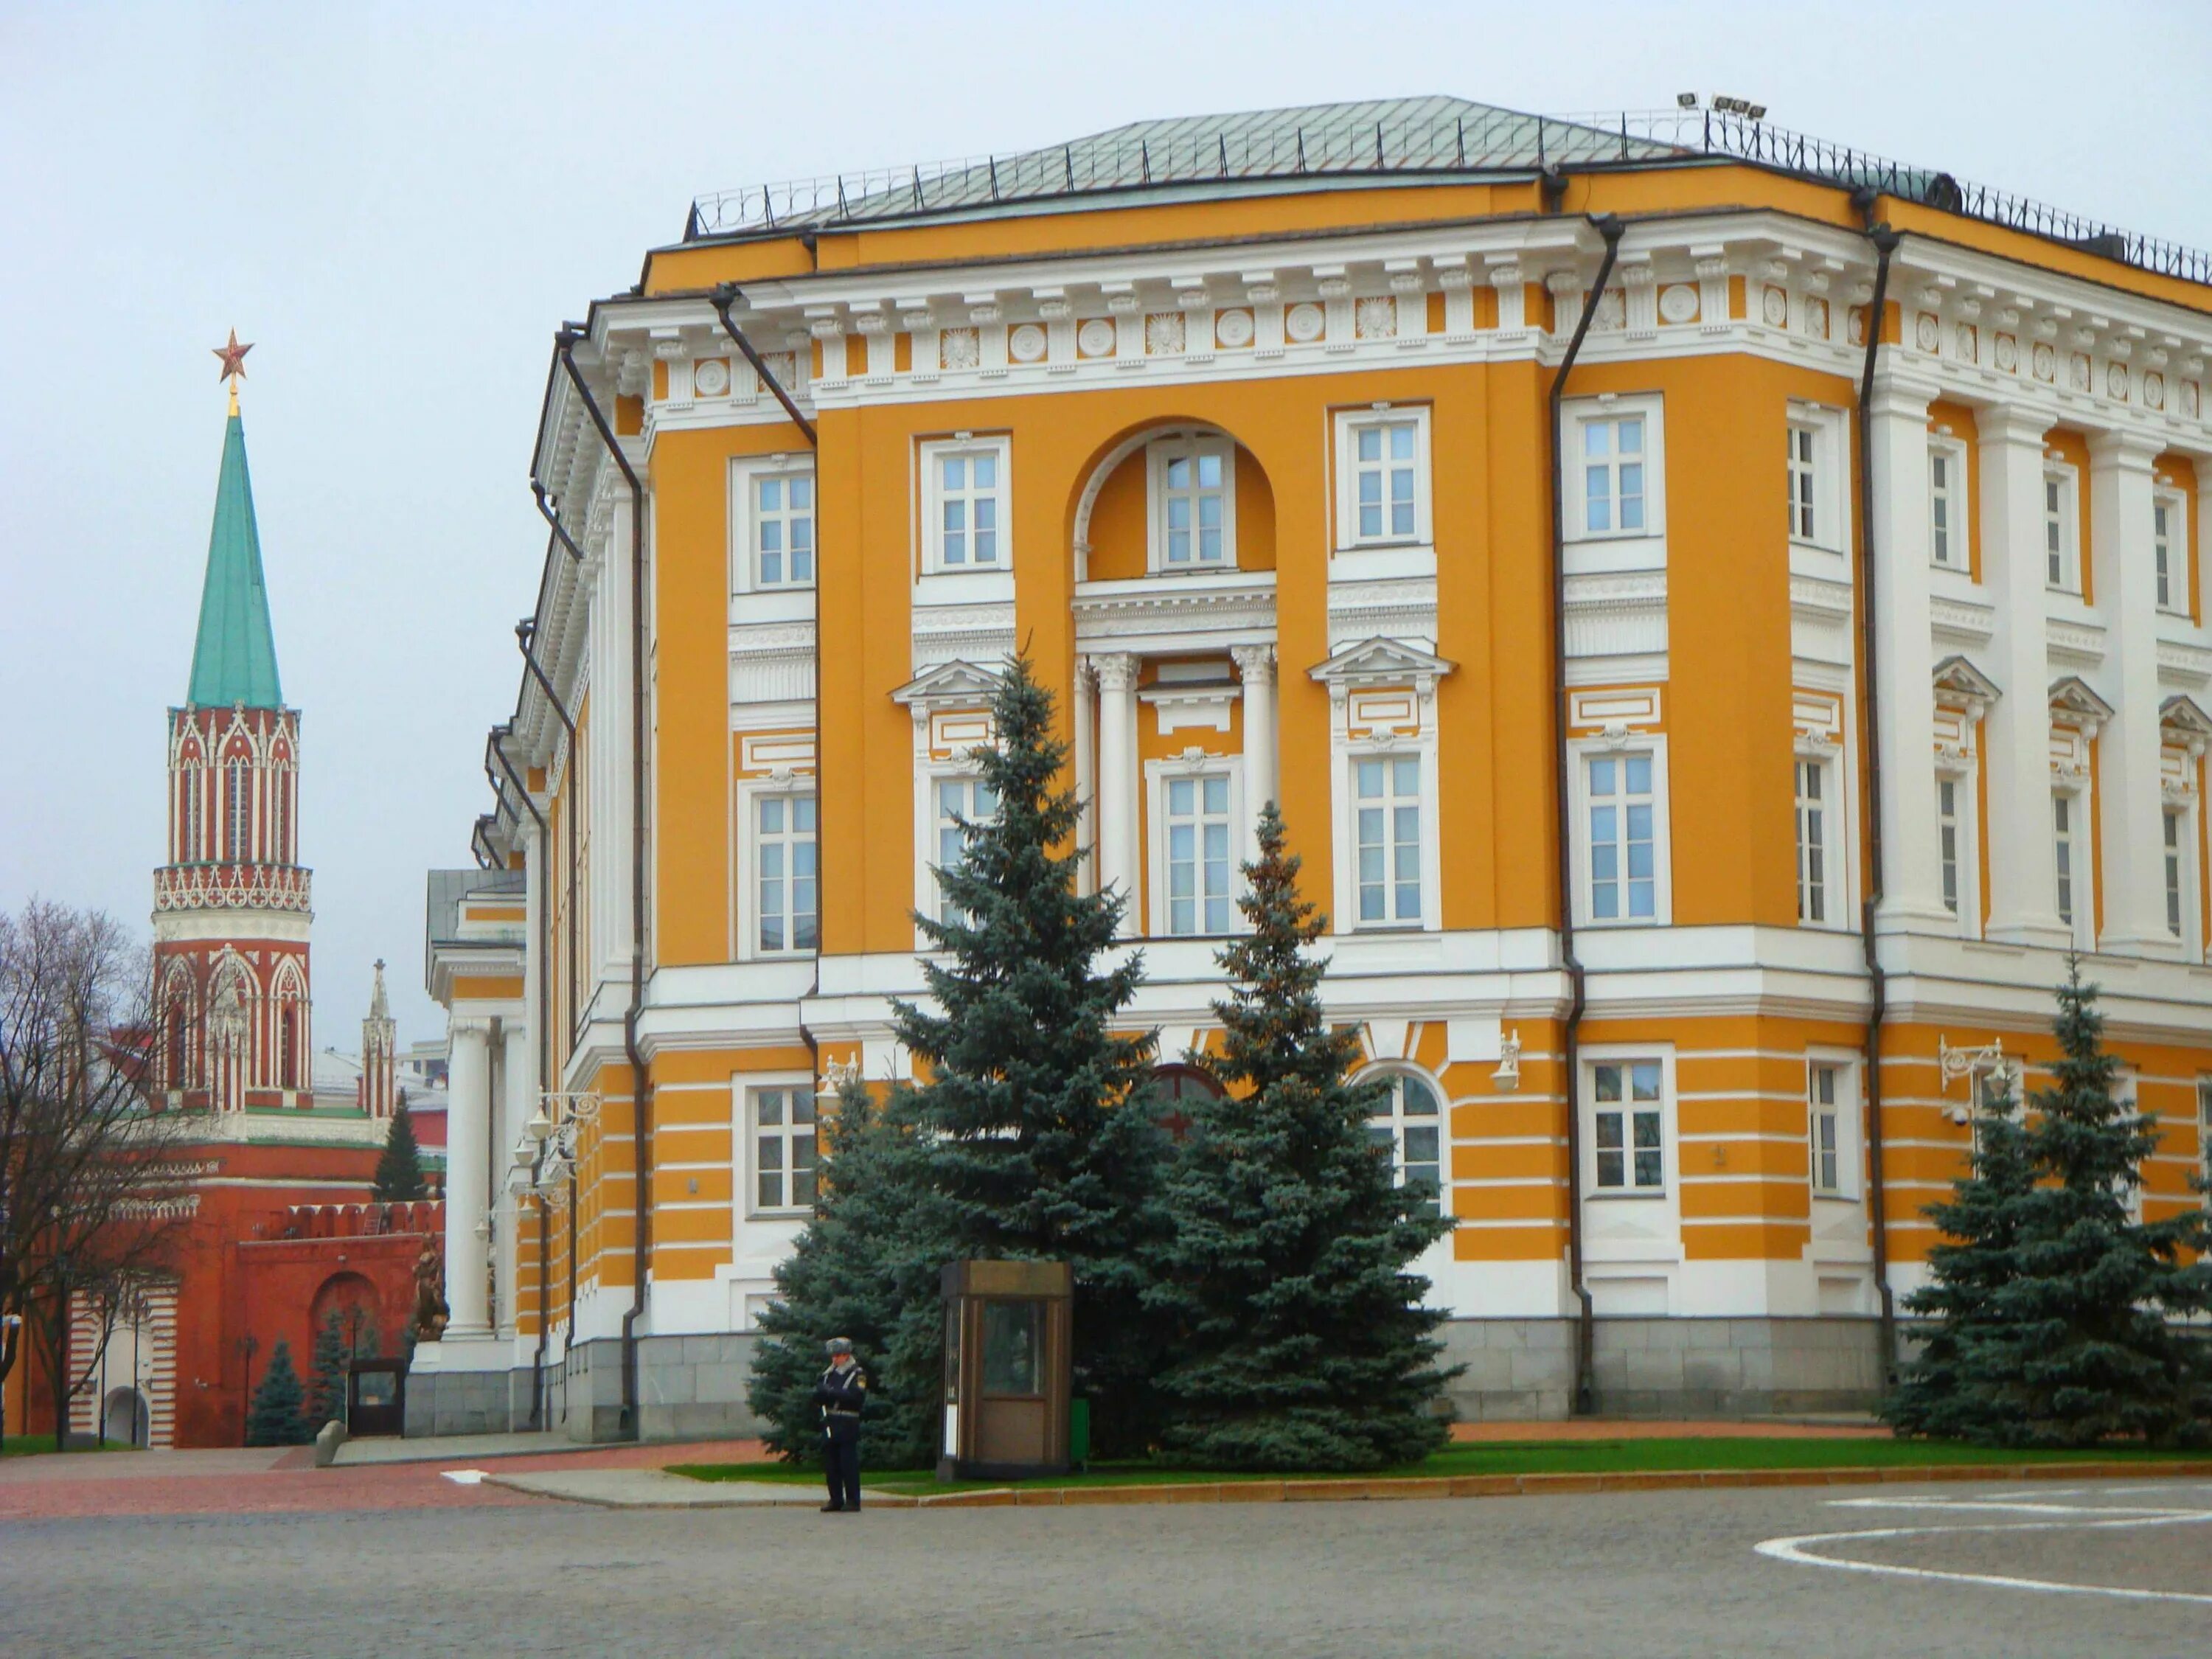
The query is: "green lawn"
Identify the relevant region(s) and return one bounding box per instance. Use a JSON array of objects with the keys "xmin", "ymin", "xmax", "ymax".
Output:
[
  {"xmin": 669, "ymin": 1436, "xmax": 2206, "ymax": 1495},
  {"xmin": 0, "ymin": 1433, "xmax": 137, "ymax": 1459}
]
